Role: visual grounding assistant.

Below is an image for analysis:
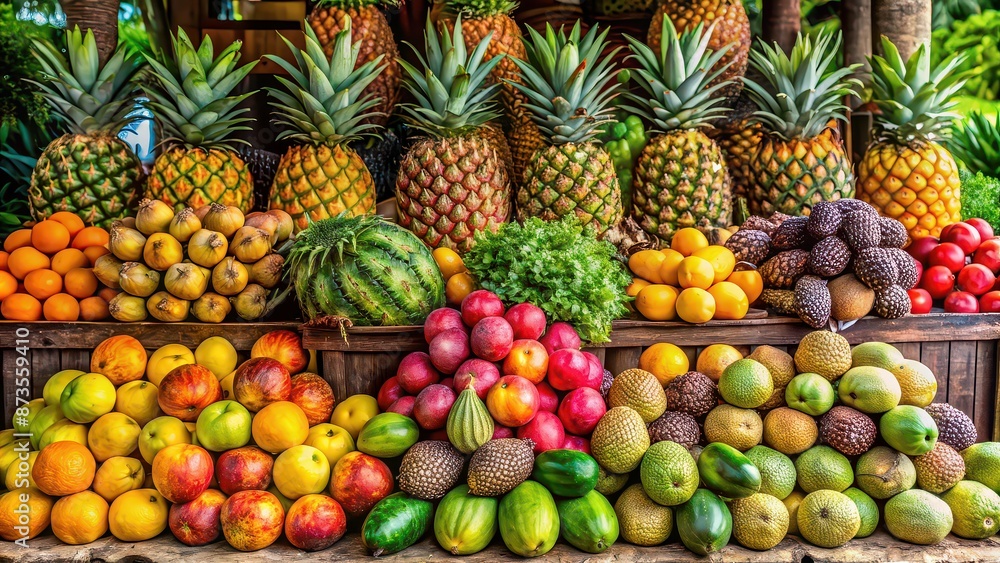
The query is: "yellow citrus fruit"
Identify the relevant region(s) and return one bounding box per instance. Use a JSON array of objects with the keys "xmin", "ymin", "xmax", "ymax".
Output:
[
  {"xmin": 88, "ymin": 412, "xmax": 142, "ymax": 462},
  {"xmin": 697, "ymin": 344, "xmax": 745, "ymax": 382},
  {"xmin": 51, "ymin": 490, "xmax": 109, "ymax": 545},
  {"xmin": 727, "ymin": 269, "xmax": 764, "ymax": 303},
  {"xmin": 693, "ymin": 245, "xmax": 737, "ymax": 284},
  {"xmin": 108, "ymin": 488, "xmax": 168, "ymax": 541},
  {"xmin": 0, "ymin": 488, "xmax": 53, "ymax": 541},
  {"xmin": 445, "ymin": 272, "xmax": 476, "ymax": 306},
  {"xmin": 708, "ymin": 281, "xmax": 749, "ymax": 320},
  {"xmin": 628, "ymin": 250, "xmax": 665, "ymax": 283},
  {"xmin": 677, "ymin": 256, "xmax": 716, "ymax": 290},
  {"xmin": 252, "ymin": 401, "xmax": 309, "ymax": 454},
  {"xmin": 626, "ymin": 278, "xmax": 651, "ymax": 297},
  {"xmin": 671, "ymin": 228, "xmax": 709, "ymax": 256},
  {"xmin": 639, "ymin": 343, "xmax": 690, "ymax": 386},
  {"xmin": 635, "ymin": 284, "xmax": 679, "ymax": 321},
  {"xmin": 676, "ymin": 287, "xmax": 716, "ymax": 324},
  {"xmin": 659, "ymin": 248, "xmax": 685, "ymax": 286},
  {"xmin": 433, "ymin": 247, "xmax": 466, "ymax": 280},
  {"xmin": 93, "ymin": 456, "xmax": 145, "ymax": 502}
]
